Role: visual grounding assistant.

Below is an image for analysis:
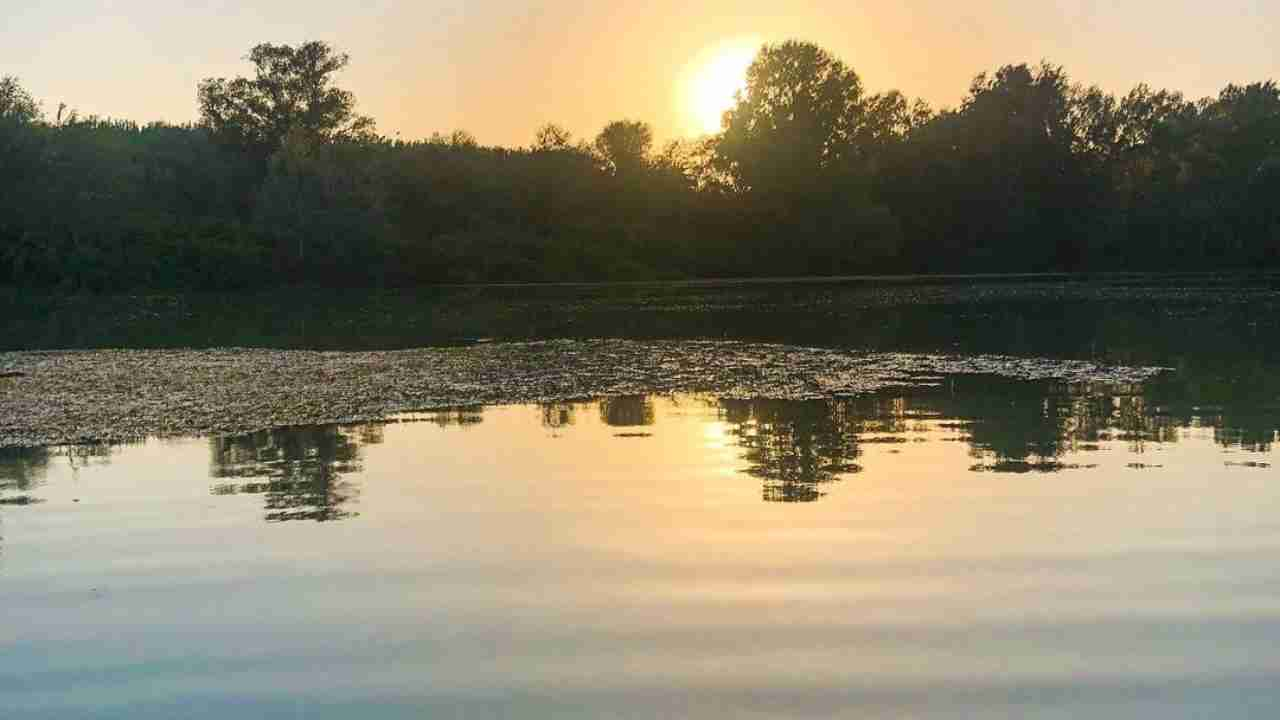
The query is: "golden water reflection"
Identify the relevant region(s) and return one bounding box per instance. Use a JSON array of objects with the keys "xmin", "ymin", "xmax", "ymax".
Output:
[
  {"xmin": 3, "ymin": 379, "xmax": 1280, "ymax": 719},
  {"xmin": 3, "ymin": 379, "xmax": 1277, "ymax": 520},
  {"xmin": 184, "ymin": 378, "xmax": 1280, "ymax": 518}
]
